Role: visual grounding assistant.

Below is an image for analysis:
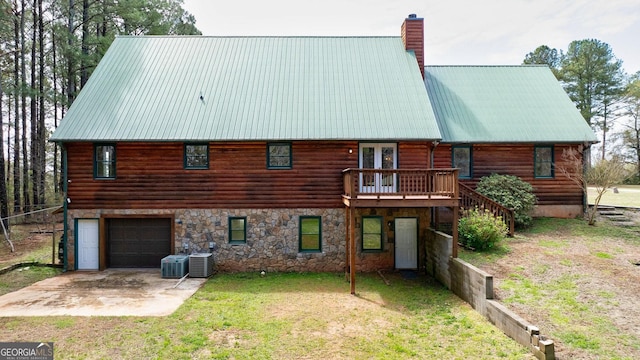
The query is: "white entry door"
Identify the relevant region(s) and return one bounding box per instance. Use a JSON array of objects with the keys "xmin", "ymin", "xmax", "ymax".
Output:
[
  {"xmin": 77, "ymin": 219, "xmax": 99, "ymax": 270},
  {"xmin": 395, "ymin": 218, "xmax": 417, "ymax": 269},
  {"xmin": 359, "ymin": 143, "xmax": 397, "ymax": 193}
]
